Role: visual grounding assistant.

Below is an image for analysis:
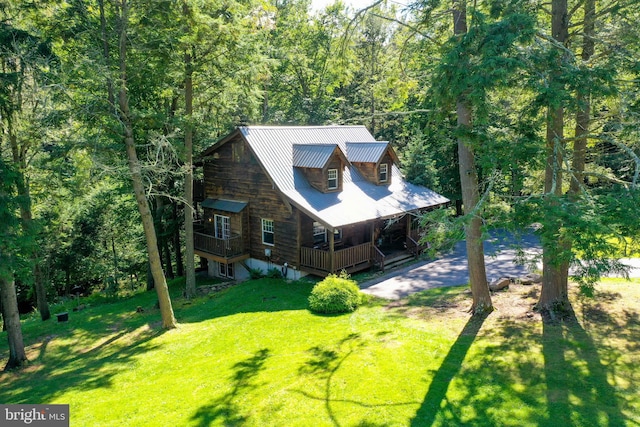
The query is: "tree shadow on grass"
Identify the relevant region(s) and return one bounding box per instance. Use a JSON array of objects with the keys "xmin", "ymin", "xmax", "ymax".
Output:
[
  {"xmin": 408, "ymin": 292, "xmax": 632, "ymax": 427},
  {"xmin": 0, "ymin": 325, "xmax": 165, "ymax": 404},
  {"xmin": 542, "ymin": 310, "xmax": 627, "ymax": 426},
  {"xmin": 410, "ymin": 313, "xmax": 488, "ymax": 426},
  {"xmin": 190, "ymin": 348, "xmax": 271, "ymax": 427},
  {"xmin": 293, "ymin": 333, "xmax": 422, "ymax": 427}
]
